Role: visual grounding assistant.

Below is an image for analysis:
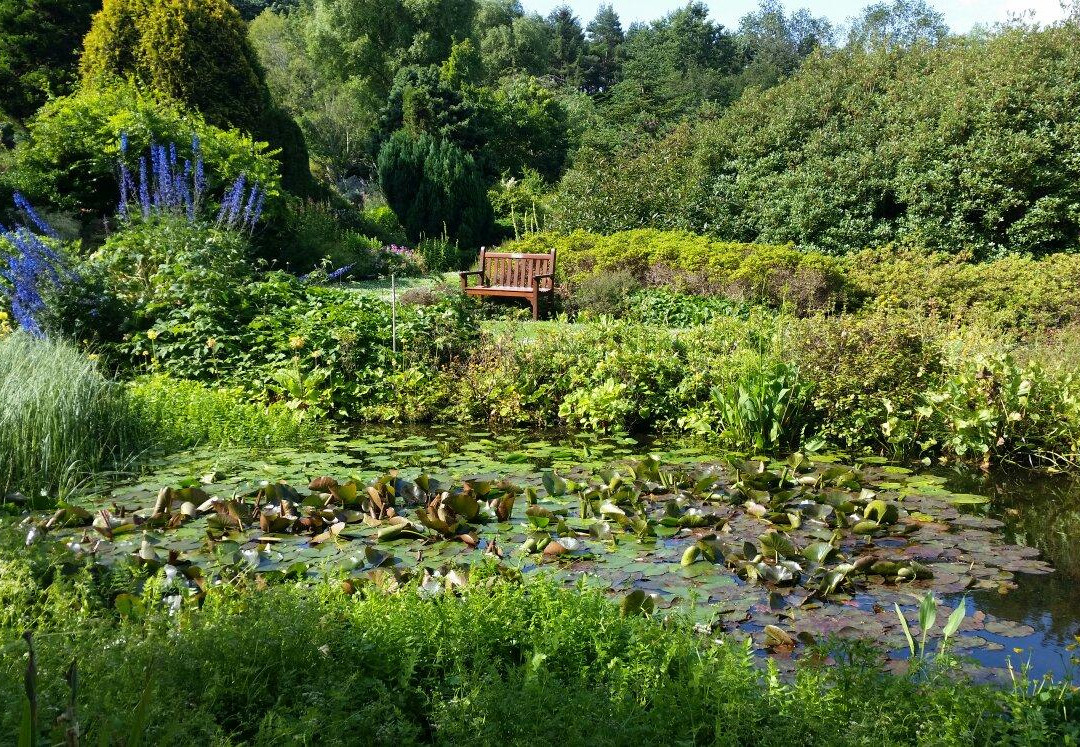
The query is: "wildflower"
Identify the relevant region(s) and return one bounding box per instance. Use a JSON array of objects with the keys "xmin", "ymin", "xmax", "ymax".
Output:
[
  {"xmin": 289, "ymin": 335, "xmax": 305, "ymax": 350},
  {"xmin": 0, "ymin": 198, "xmax": 71, "ymax": 338},
  {"xmin": 88, "ymin": 353, "xmax": 100, "ymax": 362},
  {"xmin": 206, "ymin": 337, "xmax": 218, "ymax": 349},
  {"xmin": 14, "ymin": 193, "xmax": 60, "ymax": 239},
  {"xmin": 146, "ymin": 329, "xmax": 159, "ymax": 340},
  {"xmin": 326, "ymin": 264, "xmax": 355, "ymax": 283}
]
